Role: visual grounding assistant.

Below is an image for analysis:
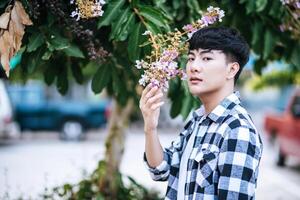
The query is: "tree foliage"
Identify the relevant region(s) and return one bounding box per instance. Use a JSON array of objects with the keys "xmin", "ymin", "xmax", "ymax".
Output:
[
  {"xmin": 0, "ymin": 0, "xmax": 299, "ymax": 119},
  {"xmin": 248, "ymin": 69, "xmax": 300, "ymax": 90}
]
